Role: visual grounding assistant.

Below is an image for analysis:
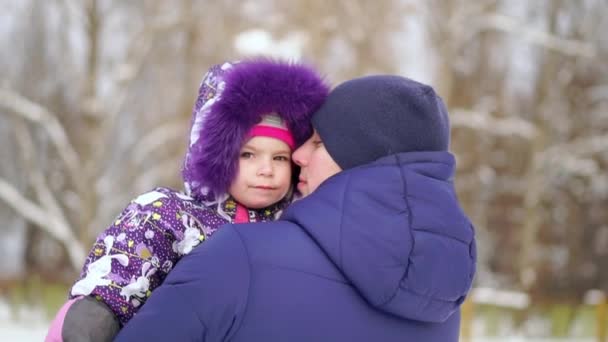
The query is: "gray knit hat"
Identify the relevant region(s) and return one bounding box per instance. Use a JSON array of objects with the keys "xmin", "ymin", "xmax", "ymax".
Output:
[{"xmin": 311, "ymin": 75, "xmax": 450, "ymax": 170}]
